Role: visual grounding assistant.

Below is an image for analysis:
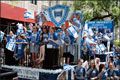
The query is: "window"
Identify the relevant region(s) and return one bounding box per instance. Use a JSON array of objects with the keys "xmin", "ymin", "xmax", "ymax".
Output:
[{"xmin": 31, "ymin": 0, "xmax": 37, "ymax": 5}]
